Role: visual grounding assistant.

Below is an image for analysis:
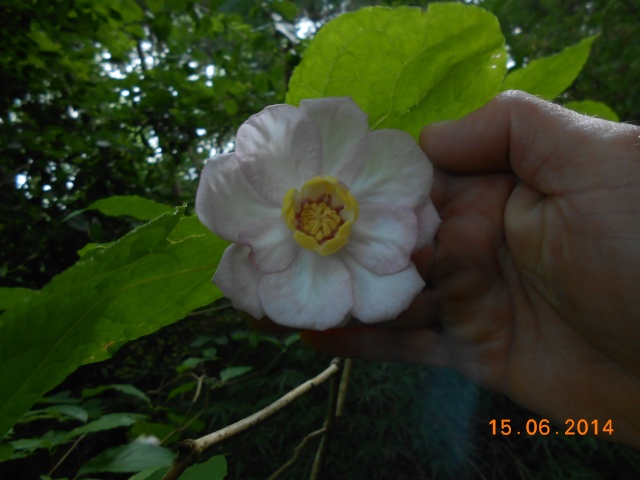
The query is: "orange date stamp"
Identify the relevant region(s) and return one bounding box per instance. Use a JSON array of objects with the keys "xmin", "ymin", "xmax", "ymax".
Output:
[{"xmin": 489, "ymin": 419, "xmax": 614, "ymax": 436}]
